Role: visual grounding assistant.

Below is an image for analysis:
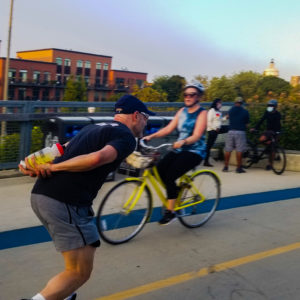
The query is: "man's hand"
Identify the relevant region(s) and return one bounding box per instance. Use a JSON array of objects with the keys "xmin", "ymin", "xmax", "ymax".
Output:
[
  {"xmin": 142, "ymin": 136, "xmax": 152, "ymax": 142},
  {"xmin": 173, "ymin": 139, "xmax": 186, "ymax": 149},
  {"xmin": 18, "ymin": 157, "xmax": 53, "ymax": 178}
]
